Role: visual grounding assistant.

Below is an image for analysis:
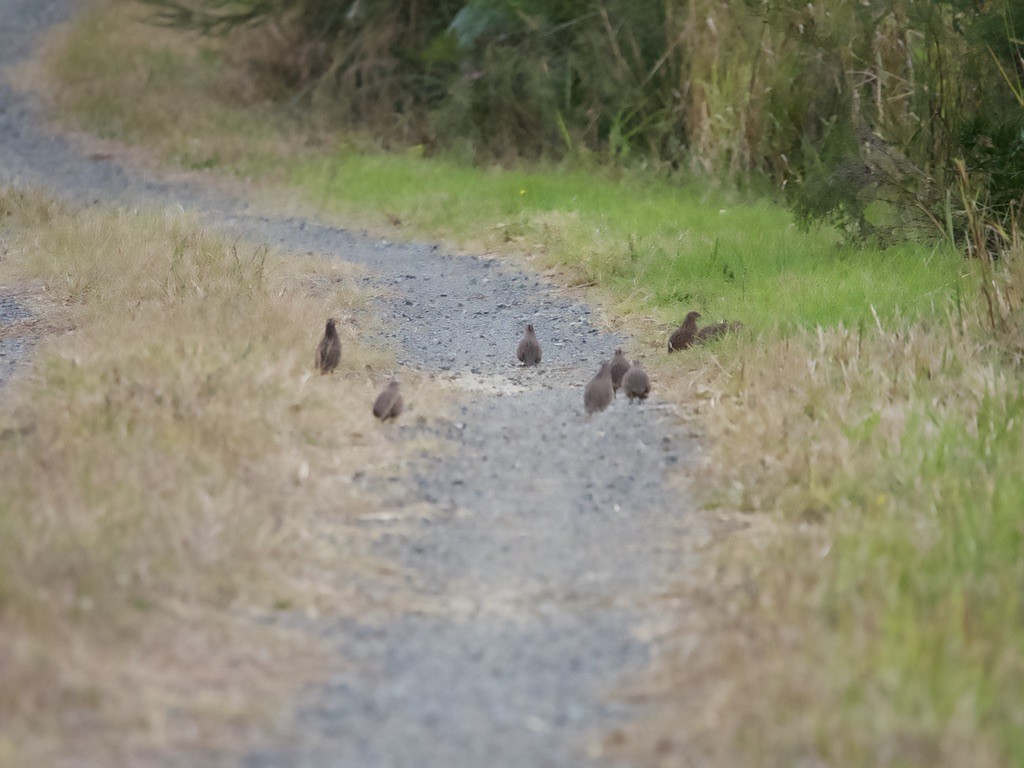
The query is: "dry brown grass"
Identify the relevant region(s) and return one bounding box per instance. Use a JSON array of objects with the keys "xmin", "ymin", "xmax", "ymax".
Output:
[
  {"xmin": 8, "ymin": 3, "xmax": 296, "ymax": 221},
  {"xmin": 0, "ymin": 187, "xmax": 439, "ymax": 766},
  {"xmin": 597, "ymin": 269, "xmax": 1024, "ymax": 766}
]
